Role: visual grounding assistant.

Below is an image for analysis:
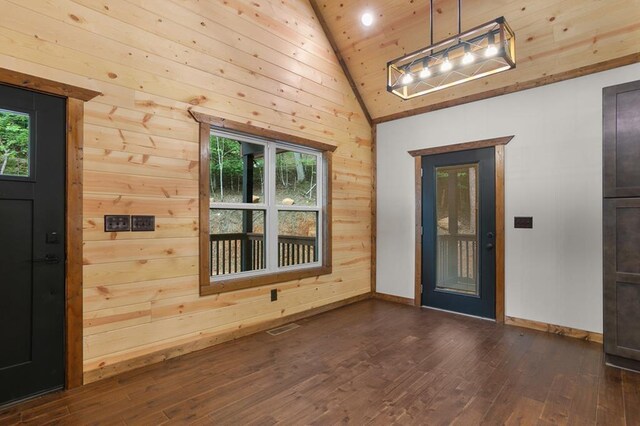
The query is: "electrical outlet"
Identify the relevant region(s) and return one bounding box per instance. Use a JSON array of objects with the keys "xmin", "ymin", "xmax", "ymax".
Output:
[
  {"xmin": 104, "ymin": 215, "xmax": 130, "ymax": 232},
  {"xmin": 271, "ymin": 289, "xmax": 278, "ymax": 302},
  {"xmin": 131, "ymin": 215, "xmax": 155, "ymax": 232}
]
